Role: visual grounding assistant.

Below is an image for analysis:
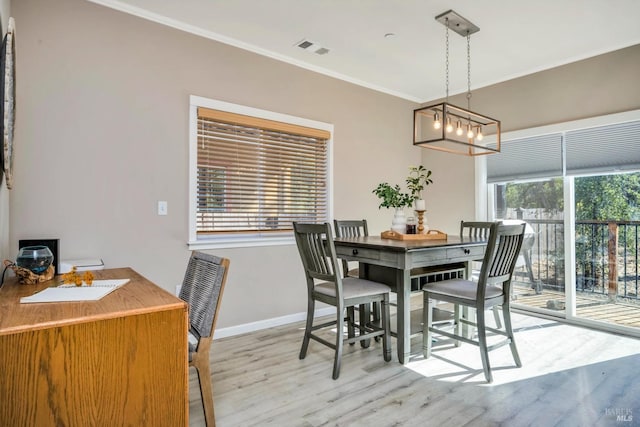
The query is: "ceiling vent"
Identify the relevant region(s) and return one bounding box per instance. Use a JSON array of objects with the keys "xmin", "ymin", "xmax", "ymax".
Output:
[
  {"xmin": 295, "ymin": 39, "xmax": 330, "ymax": 55},
  {"xmin": 297, "ymin": 40, "xmax": 314, "ymax": 49}
]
